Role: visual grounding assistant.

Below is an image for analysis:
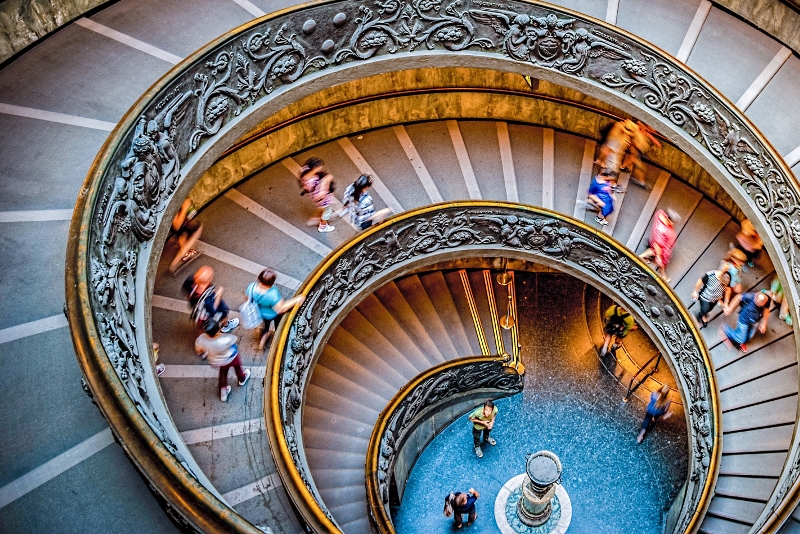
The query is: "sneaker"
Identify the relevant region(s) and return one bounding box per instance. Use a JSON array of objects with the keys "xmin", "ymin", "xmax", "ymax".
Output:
[
  {"xmin": 611, "ymin": 185, "xmax": 625, "ymax": 193},
  {"xmin": 156, "ymin": 363, "xmax": 166, "ymax": 376},
  {"xmin": 220, "ymin": 317, "xmax": 239, "ymax": 333},
  {"xmin": 239, "ymin": 369, "xmax": 251, "ymax": 386},
  {"xmin": 594, "ymin": 216, "xmax": 608, "ymax": 226},
  {"xmin": 636, "ymin": 430, "xmax": 645, "ymax": 444},
  {"xmin": 220, "ymin": 385, "xmax": 232, "ymax": 402},
  {"xmin": 318, "ymin": 224, "xmax": 335, "ymax": 233},
  {"xmin": 486, "ymin": 437, "xmax": 496, "ymax": 446},
  {"xmin": 474, "ymin": 446, "xmax": 483, "ymax": 458},
  {"xmin": 786, "ymin": 315, "xmax": 793, "ymax": 326},
  {"xmin": 739, "ymin": 343, "xmax": 748, "ymax": 353}
]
